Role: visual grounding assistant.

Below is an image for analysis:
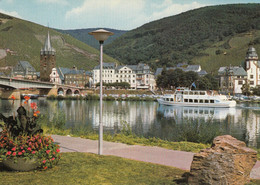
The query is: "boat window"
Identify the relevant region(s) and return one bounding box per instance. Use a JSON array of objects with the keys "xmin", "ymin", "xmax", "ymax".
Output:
[
  {"xmin": 194, "ymin": 92, "xmax": 199, "ymax": 95},
  {"xmin": 189, "ymin": 92, "xmax": 194, "ymax": 95},
  {"xmin": 200, "ymin": 92, "xmax": 206, "ymax": 95},
  {"xmin": 210, "ymin": 100, "xmax": 214, "ymax": 103},
  {"xmin": 170, "ymin": 98, "xmax": 174, "ymax": 101},
  {"xmin": 199, "ymin": 100, "xmax": 203, "ymax": 103},
  {"xmin": 194, "ymin": 99, "xmax": 198, "ymax": 103},
  {"xmin": 194, "ymin": 110, "xmax": 198, "ymax": 114},
  {"xmin": 189, "ymin": 99, "xmax": 193, "ymax": 102},
  {"xmin": 184, "ymin": 99, "xmax": 188, "ymax": 102},
  {"xmin": 184, "ymin": 91, "xmax": 188, "ymax": 95},
  {"xmin": 205, "ymin": 100, "xmax": 209, "ymax": 103},
  {"xmin": 199, "ymin": 110, "xmax": 203, "ymax": 114},
  {"xmin": 184, "ymin": 110, "xmax": 188, "ymax": 113},
  {"xmin": 205, "ymin": 110, "xmax": 209, "ymax": 114},
  {"xmin": 166, "ymin": 98, "xmax": 169, "ymax": 101},
  {"xmin": 189, "ymin": 109, "xmax": 193, "ymax": 113}
]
